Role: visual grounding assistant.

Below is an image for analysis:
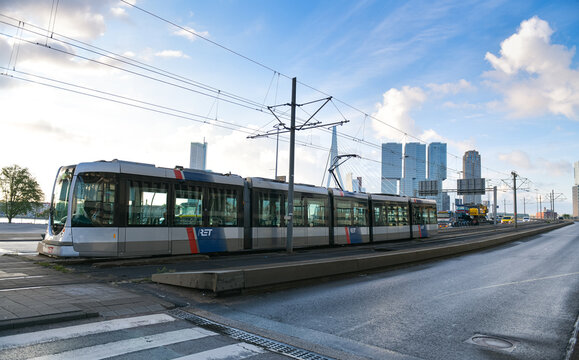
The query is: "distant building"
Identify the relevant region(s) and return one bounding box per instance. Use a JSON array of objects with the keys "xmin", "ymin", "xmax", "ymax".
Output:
[
  {"xmin": 462, "ymin": 150, "xmax": 481, "ymax": 204},
  {"xmin": 574, "ymin": 162, "xmax": 579, "ymax": 218},
  {"xmin": 381, "ymin": 143, "xmax": 402, "ymax": 194},
  {"xmin": 427, "ymin": 142, "xmax": 449, "ymax": 211},
  {"xmin": 573, "ymin": 185, "xmax": 579, "ymax": 218},
  {"xmin": 537, "ymin": 208, "xmax": 558, "ymax": 220},
  {"xmin": 345, "ymin": 173, "xmax": 365, "ymax": 193},
  {"xmin": 190, "ymin": 141, "xmax": 207, "ymax": 170},
  {"xmin": 400, "ymin": 142, "xmax": 426, "ymax": 197}
]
